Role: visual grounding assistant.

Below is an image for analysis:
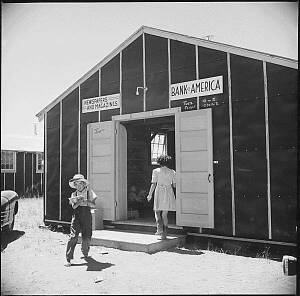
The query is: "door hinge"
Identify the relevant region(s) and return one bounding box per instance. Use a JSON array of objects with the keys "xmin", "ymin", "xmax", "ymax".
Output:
[{"xmin": 208, "ymin": 173, "xmax": 212, "ymax": 183}]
